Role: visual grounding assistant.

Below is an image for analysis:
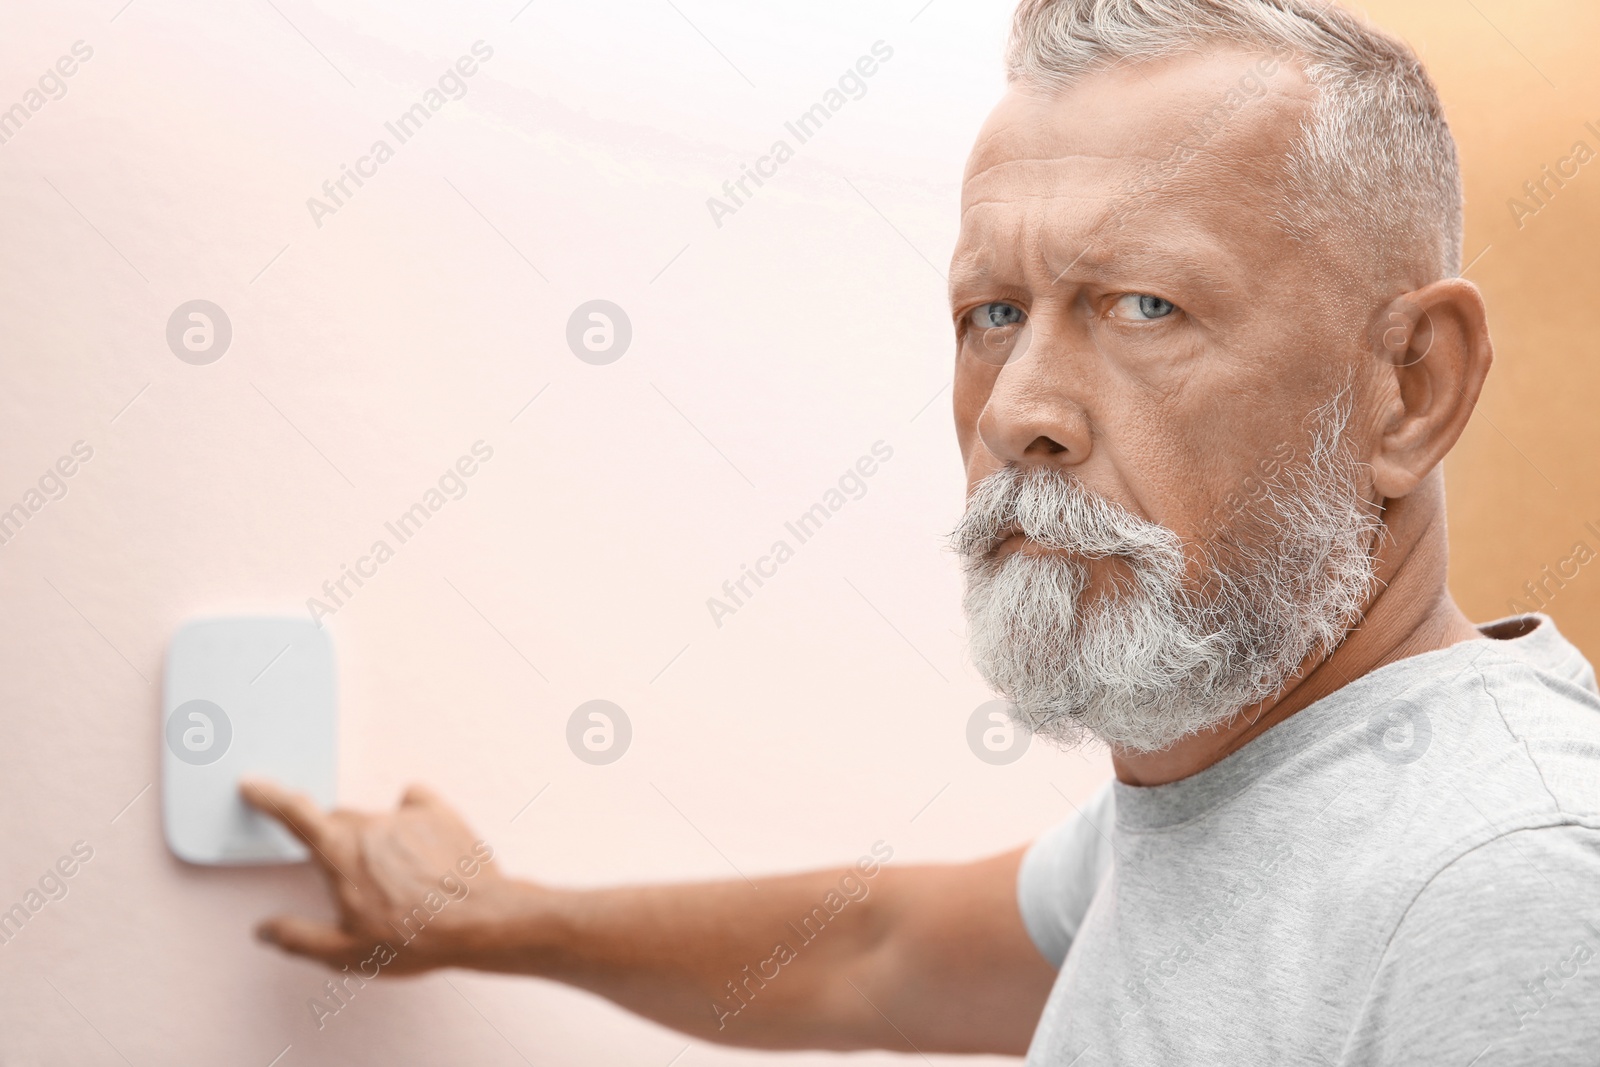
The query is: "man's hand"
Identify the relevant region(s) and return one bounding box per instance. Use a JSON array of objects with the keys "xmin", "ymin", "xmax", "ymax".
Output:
[
  {"xmin": 244, "ymin": 778, "xmax": 1056, "ymax": 1052},
  {"xmin": 241, "ymin": 778, "xmax": 528, "ymax": 975}
]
